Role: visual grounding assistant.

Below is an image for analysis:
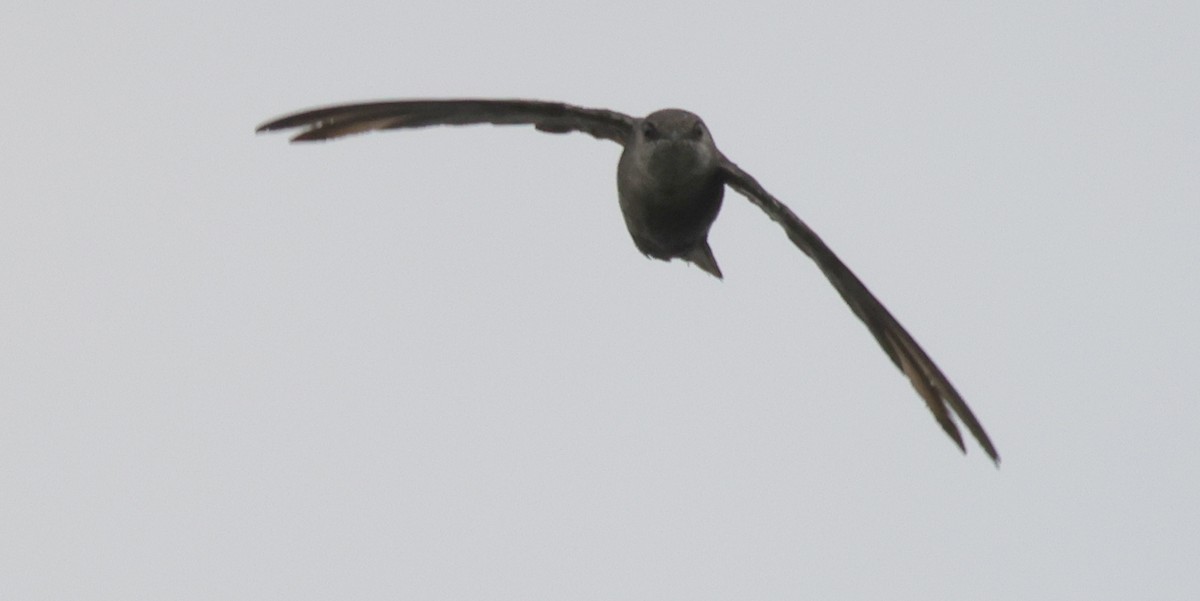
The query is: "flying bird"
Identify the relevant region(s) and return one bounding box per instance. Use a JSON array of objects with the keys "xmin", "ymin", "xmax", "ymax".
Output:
[{"xmin": 257, "ymin": 99, "xmax": 999, "ymax": 464}]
